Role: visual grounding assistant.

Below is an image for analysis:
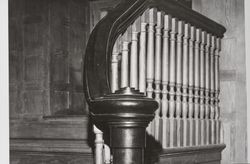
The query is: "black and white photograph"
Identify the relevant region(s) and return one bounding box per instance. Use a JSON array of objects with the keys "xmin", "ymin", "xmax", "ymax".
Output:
[{"xmin": 5, "ymin": 0, "xmax": 250, "ymax": 163}]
